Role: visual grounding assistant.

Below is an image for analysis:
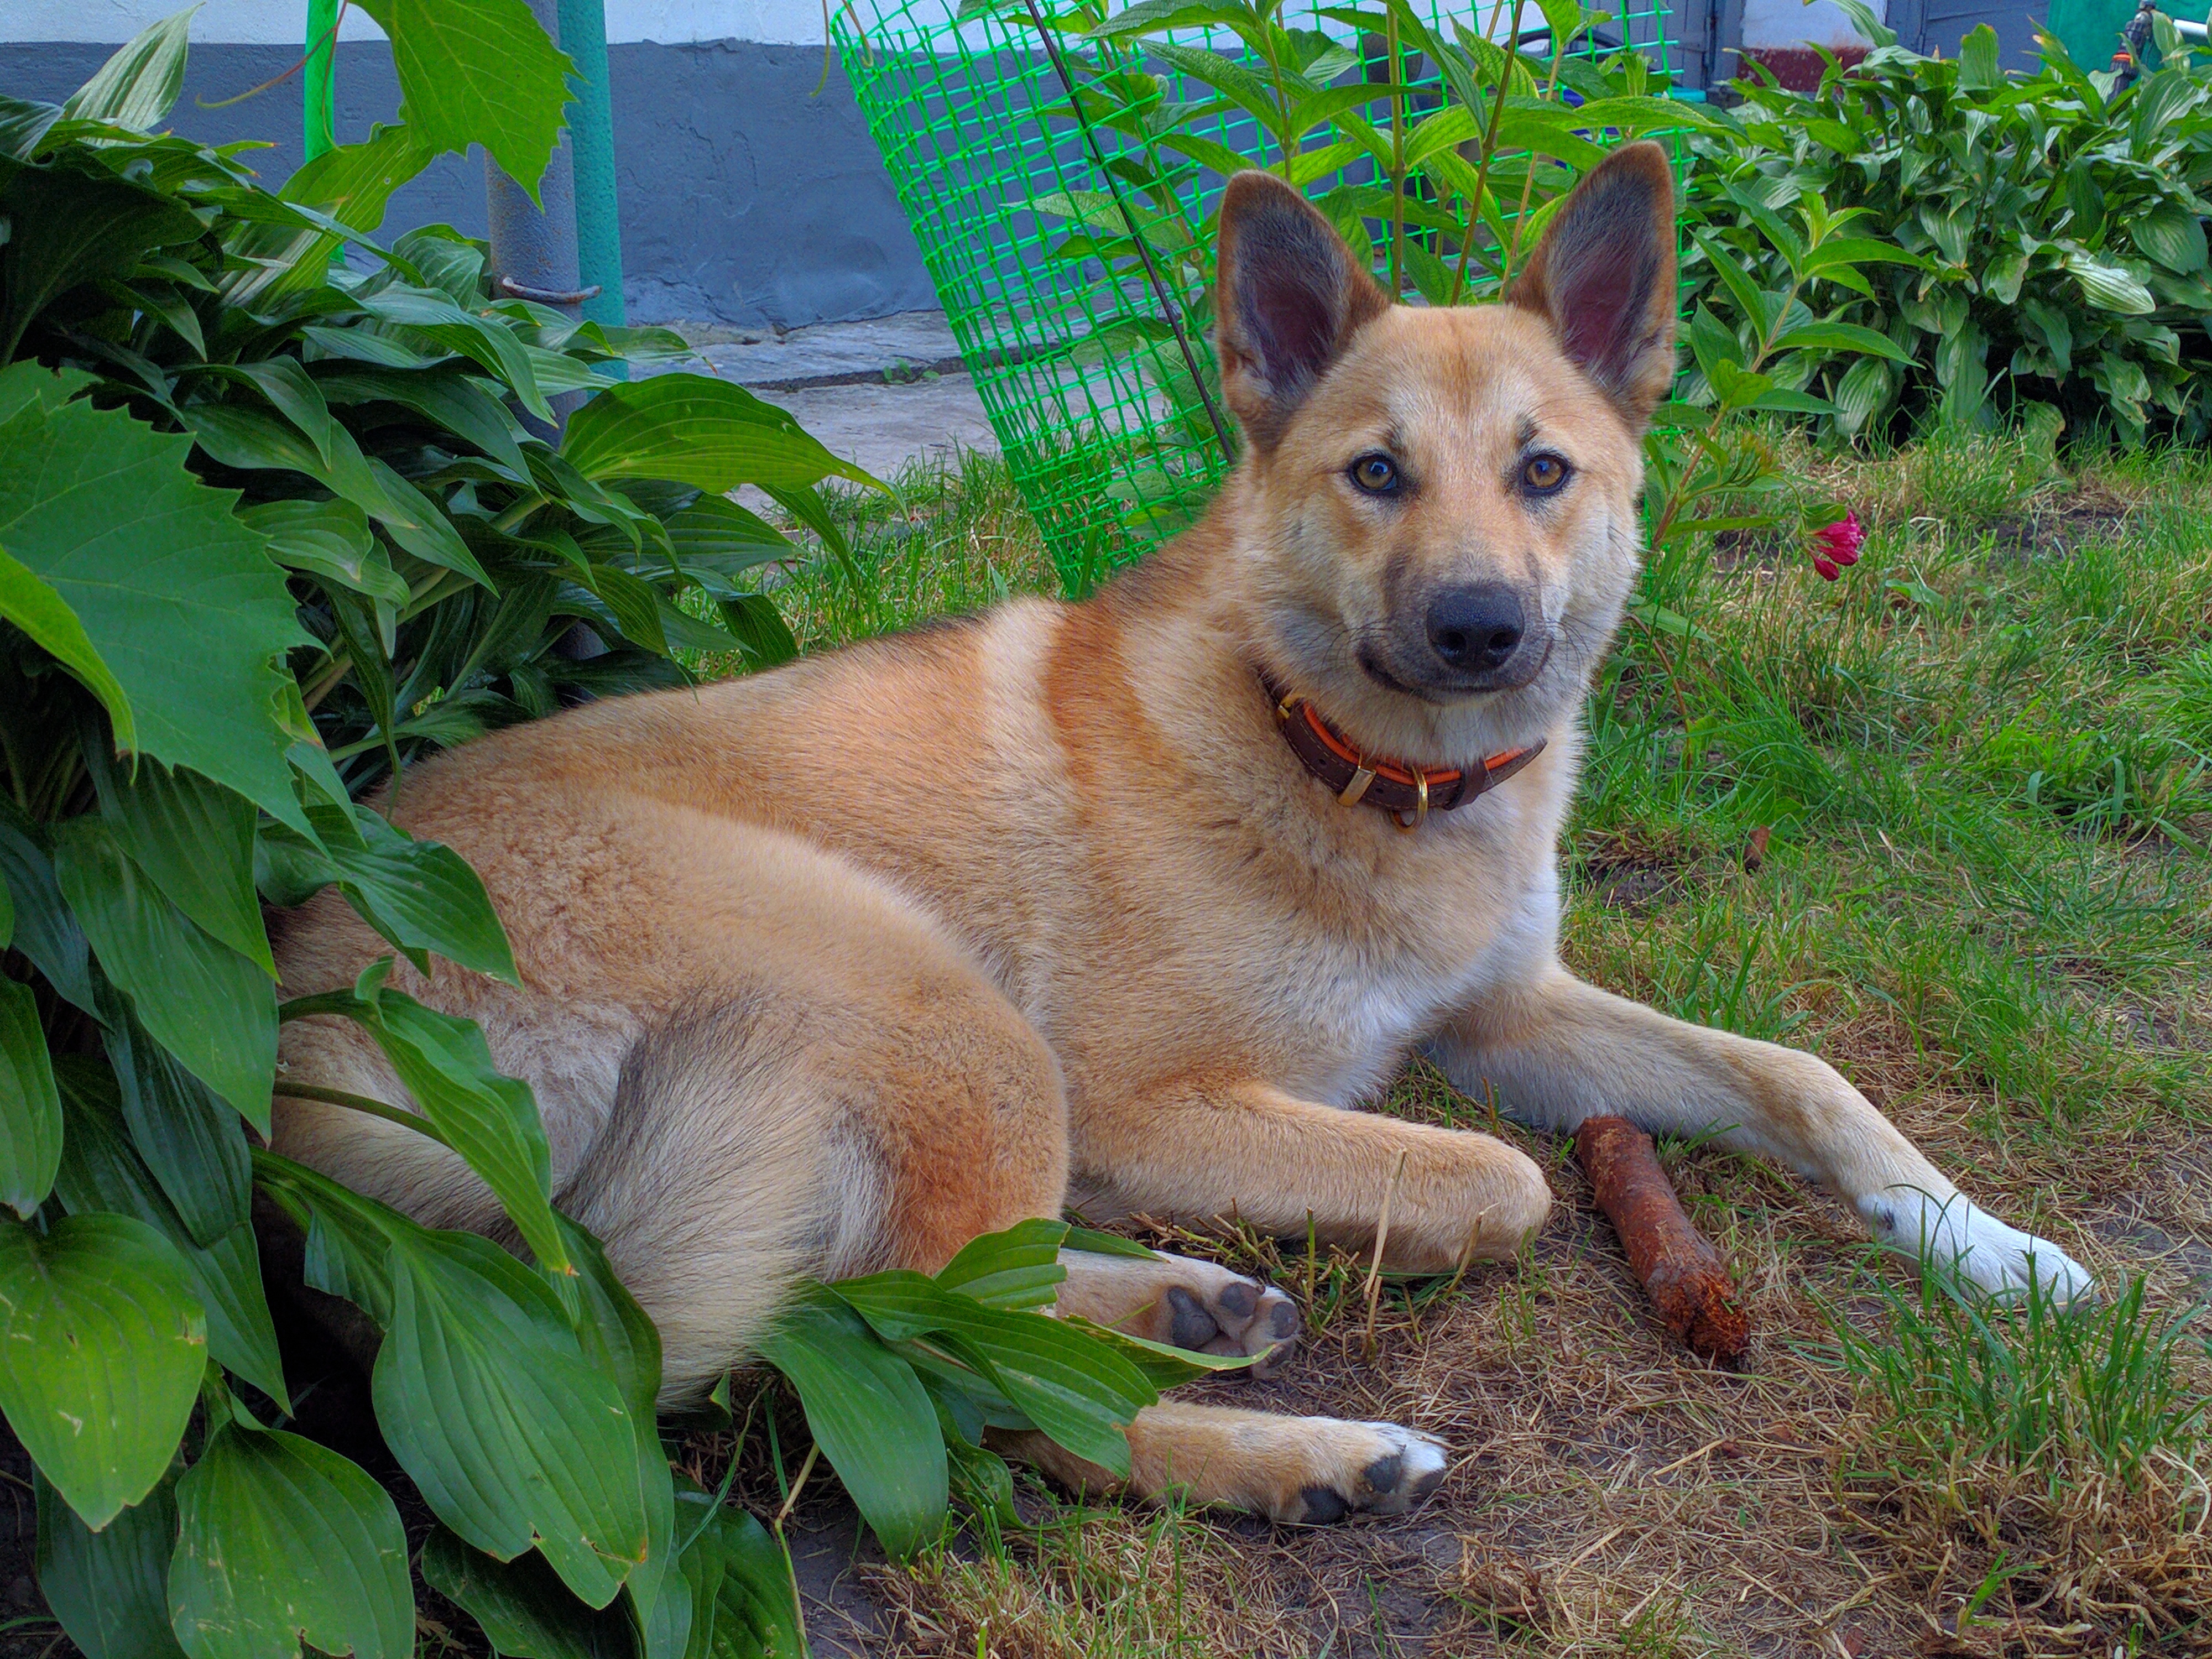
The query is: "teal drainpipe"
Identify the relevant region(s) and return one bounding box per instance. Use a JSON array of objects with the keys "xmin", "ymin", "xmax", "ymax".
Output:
[
  {"xmin": 300, "ymin": 0, "xmax": 624, "ymax": 333},
  {"xmin": 559, "ymin": 0, "xmax": 628, "ymax": 330}
]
